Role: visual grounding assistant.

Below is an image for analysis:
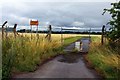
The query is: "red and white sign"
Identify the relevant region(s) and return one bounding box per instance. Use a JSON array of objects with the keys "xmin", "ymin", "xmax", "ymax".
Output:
[{"xmin": 30, "ymin": 20, "xmax": 39, "ymax": 26}]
